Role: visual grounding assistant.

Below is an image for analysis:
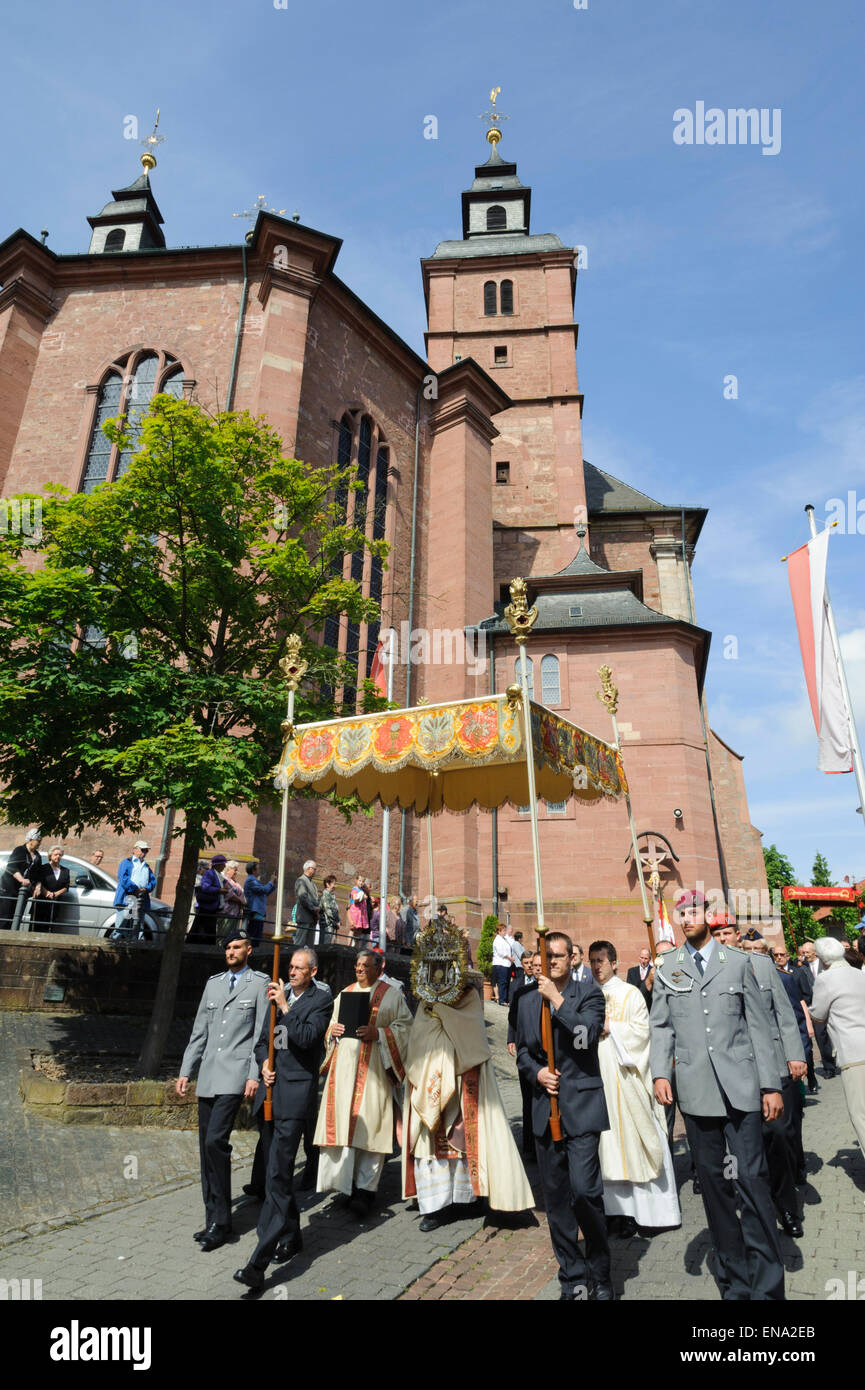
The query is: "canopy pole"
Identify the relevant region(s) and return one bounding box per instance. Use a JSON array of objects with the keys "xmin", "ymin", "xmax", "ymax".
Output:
[
  {"xmin": 266, "ymin": 636, "xmax": 308, "ymax": 1121},
  {"xmin": 504, "ymin": 577, "xmax": 561, "ymax": 1141},
  {"xmin": 426, "ymin": 811, "xmax": 435, "ymax": 917},
  {"xmin": 597, "ymin": 665, "xmax": 655, "ymax": 960},
  {"xmin": 378, "ymin": 633, "xmax": 396, "ymax": 930}
]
